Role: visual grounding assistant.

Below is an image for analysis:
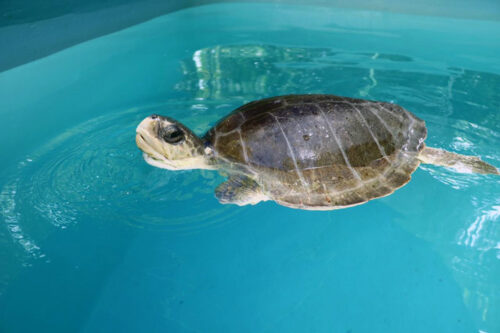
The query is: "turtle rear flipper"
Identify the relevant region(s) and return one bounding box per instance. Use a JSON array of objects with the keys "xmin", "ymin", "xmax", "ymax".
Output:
[
  {"xmin": 418, "ymin": 146, "xmax": 499, "ymax": 175},
  {"xmin": 215, "ymin": 176, "xmax": 269, "ymax": 206}
]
